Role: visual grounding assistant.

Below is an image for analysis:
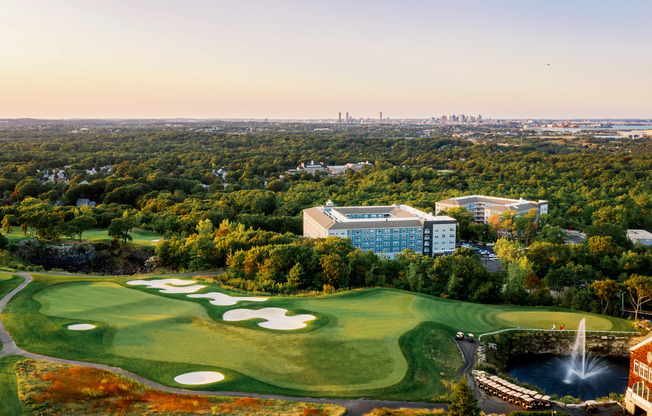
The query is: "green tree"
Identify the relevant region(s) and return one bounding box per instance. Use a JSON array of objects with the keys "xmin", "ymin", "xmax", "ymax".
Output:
[
  {"xmin": 590, "ymin": 279, "xmax": 621, "ymax": 315},
  {"xmin": 69, "ymin": 215, "xmax": 97, "ymax": 242},
  {"xmin": 1, "ymin": 214, "xmax": 17, "ymax": 234},
  {"xmin": 625, "ymin": 274, "xmax": 652, "ymax": 320},
  {"xmin": 108, "ymin": 217, "xmax": 135, "ymax": 245},
  {"xmin": 0, "ymin": 232, "xmax": 8, "ymax": 250},
  {"xmin": 449, "ymin": 377, "xmax": 481, "ymax": 416}
]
